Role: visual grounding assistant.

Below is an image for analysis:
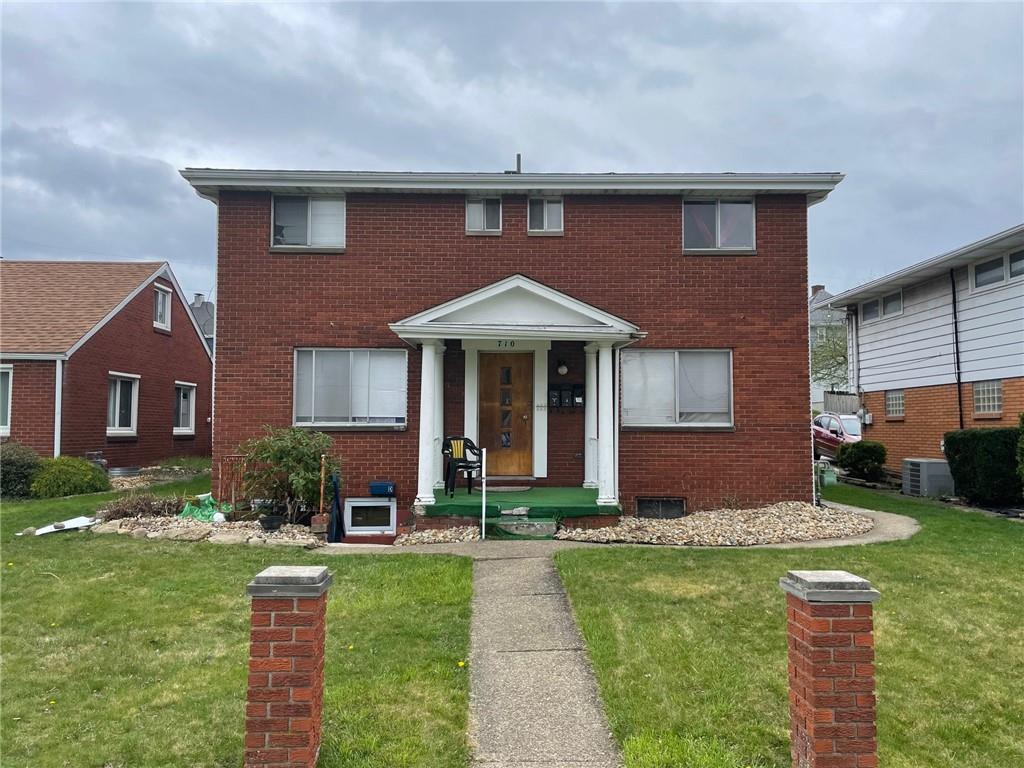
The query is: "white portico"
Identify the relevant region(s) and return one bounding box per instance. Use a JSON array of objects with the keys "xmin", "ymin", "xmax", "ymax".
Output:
[{"xmin": 389, "ymin": 275, "xmax": 643, "ymax": 507}]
